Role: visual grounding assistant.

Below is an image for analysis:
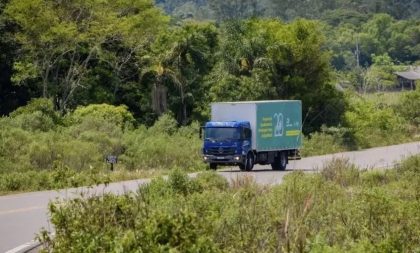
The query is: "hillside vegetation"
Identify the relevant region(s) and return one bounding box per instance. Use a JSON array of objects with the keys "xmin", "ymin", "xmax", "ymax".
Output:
[
  {"xmin": 1, "ymin": 91, "xmax": 419, "ymax": 194},
  {"xmin": 0, "ymin": 0, "xmax": 419, "ymax": 194},
  {"xmin": 40, "ymin": 155, "xmax": 420, "ymax": 252},
  {"xmin": 1, "ymin": 0, "xmax": 419, "ymax": 127},
  {"xmin": 0, "ymin": 99, "xmax": 204, "ymax": 194}
]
